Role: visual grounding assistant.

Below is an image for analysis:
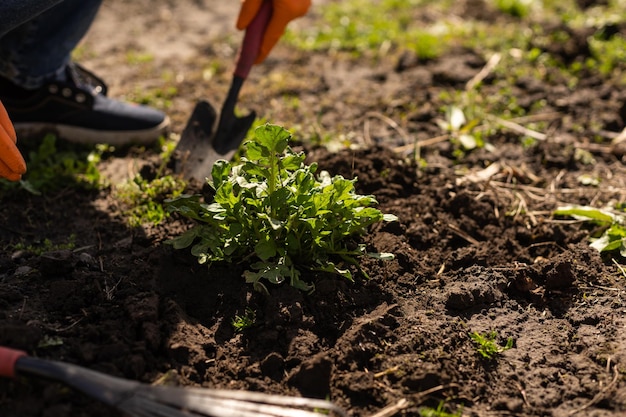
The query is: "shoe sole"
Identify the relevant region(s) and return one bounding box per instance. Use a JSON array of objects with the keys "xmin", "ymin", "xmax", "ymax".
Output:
[{"xmin": 13, "ymin": 117, "xmax": 171, "ymax": 147}]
